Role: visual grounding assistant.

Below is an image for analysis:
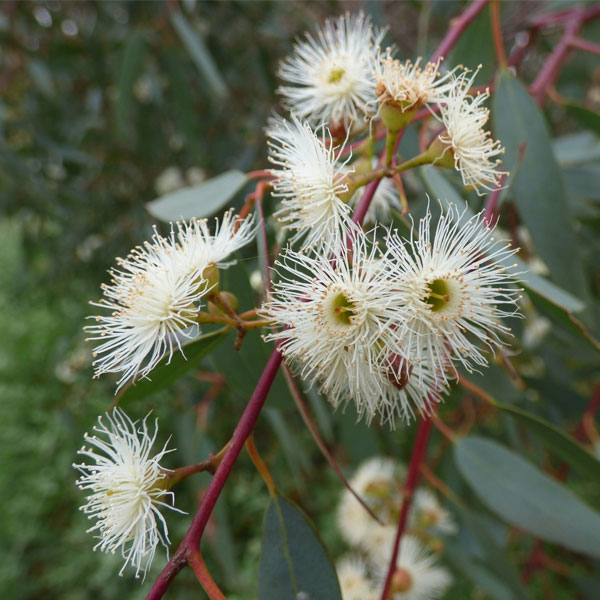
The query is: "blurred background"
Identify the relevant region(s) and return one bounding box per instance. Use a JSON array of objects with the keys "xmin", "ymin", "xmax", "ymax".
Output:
[{"xmin": 1, "ymin": 1, "xmax": 599, "ymax": 599}]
